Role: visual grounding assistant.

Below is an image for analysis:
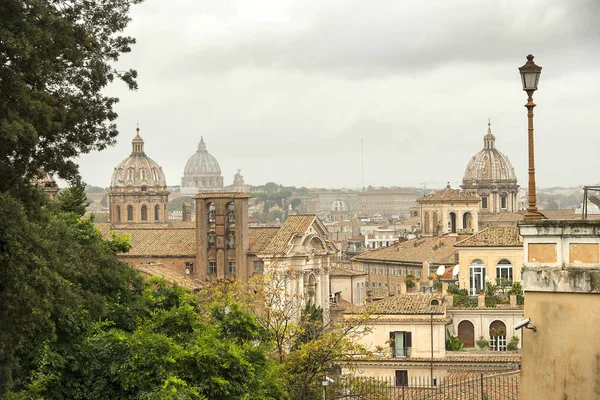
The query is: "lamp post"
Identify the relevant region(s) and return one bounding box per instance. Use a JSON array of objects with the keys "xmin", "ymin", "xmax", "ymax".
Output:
[{"xmin": 518, "ymin": 54, "xmax": 543, "ymax": 220}]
